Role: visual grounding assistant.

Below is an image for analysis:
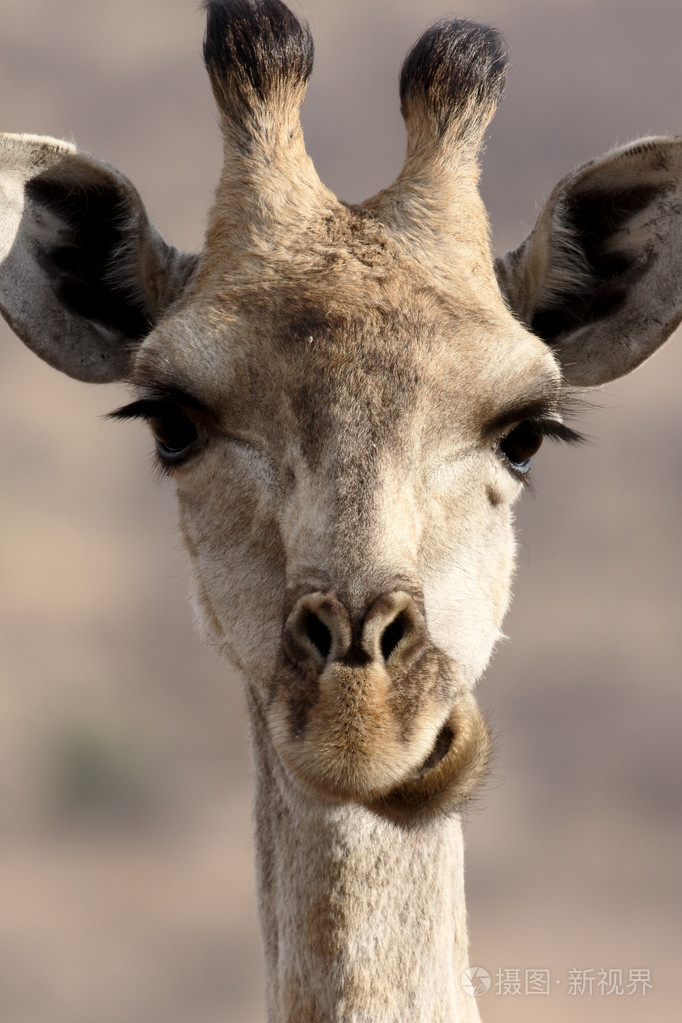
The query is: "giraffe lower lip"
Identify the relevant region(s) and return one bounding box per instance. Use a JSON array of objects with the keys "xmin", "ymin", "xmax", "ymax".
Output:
[{"xmin": 417, "ymin": 722, "xmax": 454, "ymax": 775}]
